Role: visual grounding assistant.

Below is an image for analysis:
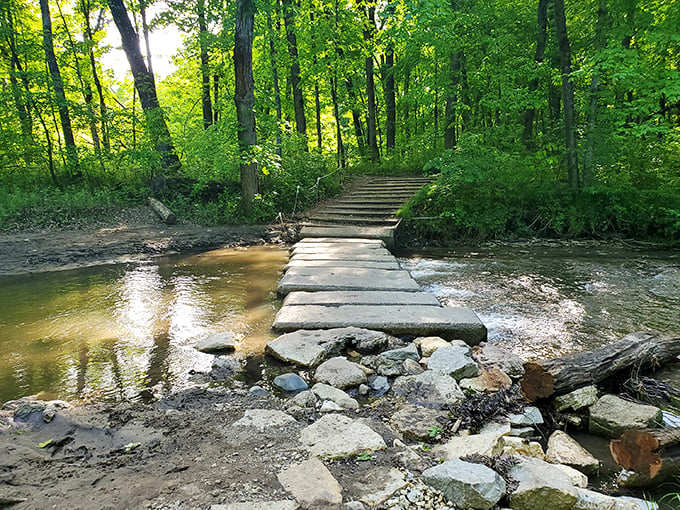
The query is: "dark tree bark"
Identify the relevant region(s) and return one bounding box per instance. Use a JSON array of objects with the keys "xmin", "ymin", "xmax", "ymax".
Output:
[
  {"xmin": 234, "ymin": 0, "xmax": 258, "ymax": 211},
  {"xmin": 553, "ymin": 0, "xmax": 579, "ymax": 188},
  {"xmin": 345, "ymin": 76, "xmax": 366, "ymax": 157},
  {"xmin": 329, "ymin": 74, "xmax": 345, "ymax": 168},
  {"xmin": 383, "ymin": 48, "xmax": 396, "ymax": 151},
  {"xmin": 520, "ymin": 332, "xmax": 680, "ymax": 401},
  {"xmin": 522, "ymin": 0, "xmax": 548, "ymax": 146},
  {"xmin": 197, "ymin": 0, "xmax": 213, "ymax": 129},
  {"xmin": 583, "ymin": 0, "xmax": 607, "ymax": 187},
  {"xmin": 107, "ymin": 0, "xmax": 180, "ymax": 172},
  {"xmin": 444, "ymin": 51, "xmax": 462, "ymax": 150},
  {"xmin": 363, "ymin": 2, "xmax": 379, "ymax": 162},
  {"xmin": 39, "ymin": 0, "xmax": 78, "ymax": 175},
  {"xmin": 81, "ymin": 1, "xmax": 110, "ymax": 152},
  {"xmin": 213, "ymin": 74, "xmax": 219, "ymax": 123},
  {"xmin": 282, "ymin": 0, "xmax": 307, "ymax": 149},
  {"xmin": 267, "ymin": 11, "xmax": 282, "ymax": 155}
]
